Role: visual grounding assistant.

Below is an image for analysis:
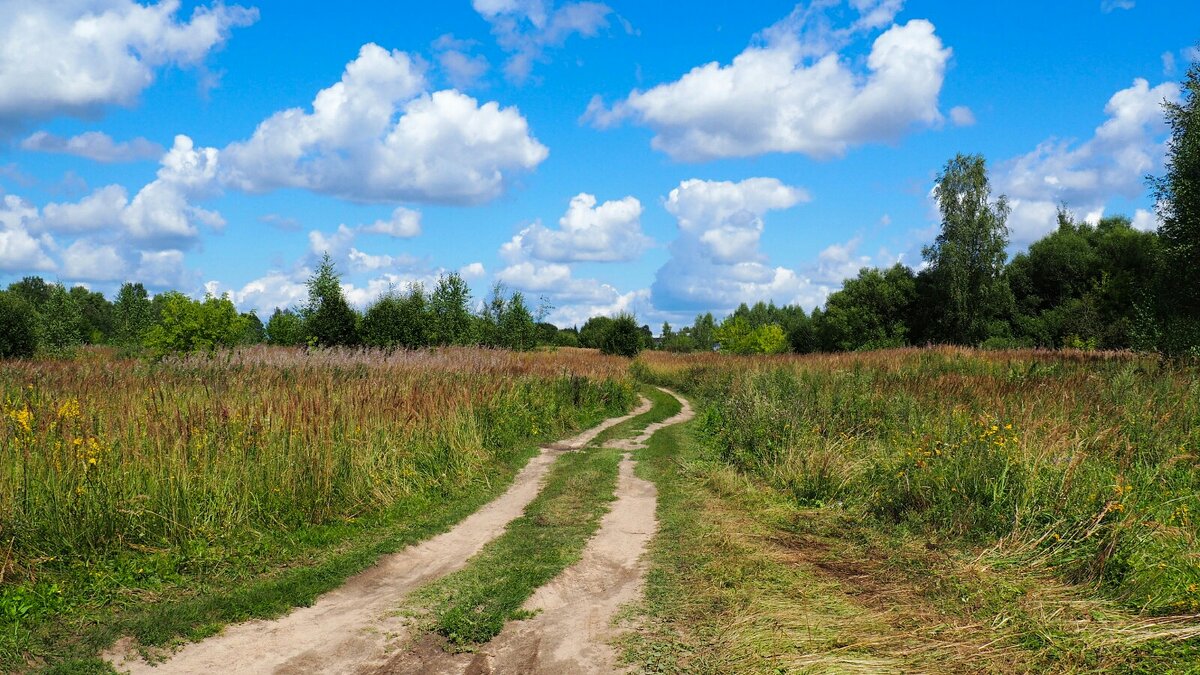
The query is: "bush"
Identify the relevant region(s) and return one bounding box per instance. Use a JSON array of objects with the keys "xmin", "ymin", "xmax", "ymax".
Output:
[
  {"xmin": 143, "ymin": 292, "xmax": 249, "ymax": 355},
  {"xmin": 0, "ymin": 292, "xmax": 37, "ymax": 358},
  {"xmin": 600, "ymin": 313, "xmax": 642, "ymax": 357}
]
